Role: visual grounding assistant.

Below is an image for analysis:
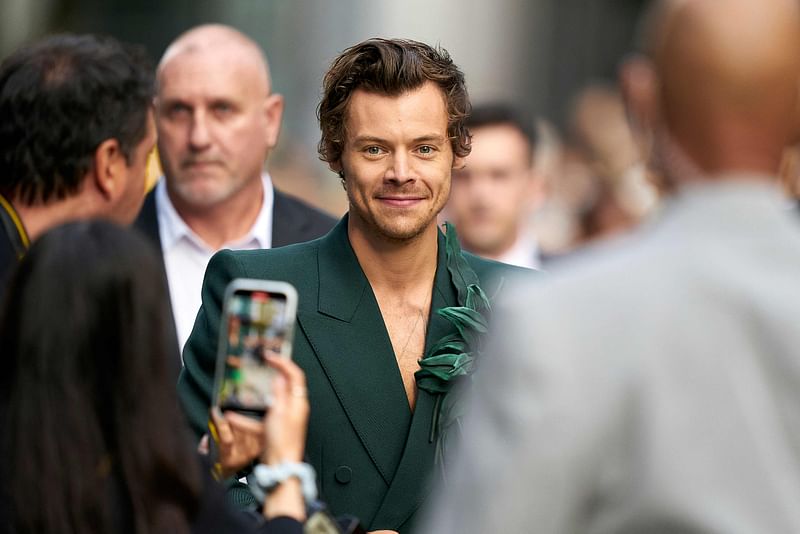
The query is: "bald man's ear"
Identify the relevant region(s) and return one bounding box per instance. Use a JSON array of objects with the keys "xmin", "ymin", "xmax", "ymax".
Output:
[
  {"xmin": 789, "ymin": 78, "xmax": 800, "ymax": 145},
  {"xmin": 263, "ymin": 93, "xmax": 284, "ymax": 148},
  {"xmin": 619, "ymin": 54, "xmax": 660, "ymax": 134}
]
